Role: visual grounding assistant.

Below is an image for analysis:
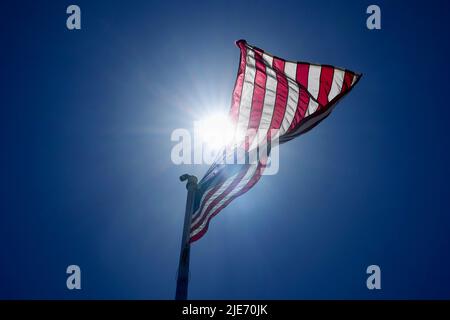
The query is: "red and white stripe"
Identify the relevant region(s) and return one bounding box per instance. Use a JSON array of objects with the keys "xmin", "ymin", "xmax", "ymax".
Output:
[
  {"xmin": 190, "ymin": 163, "xmax": 264, "ymax": 242},
  {"xmin": 190, "ymin": 40, "xmax": 361, "ymax": 242}
]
